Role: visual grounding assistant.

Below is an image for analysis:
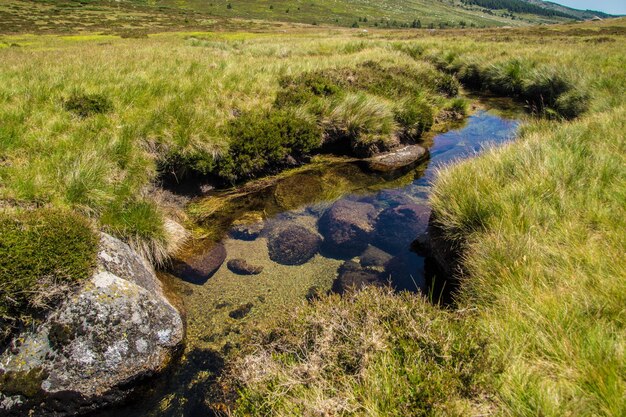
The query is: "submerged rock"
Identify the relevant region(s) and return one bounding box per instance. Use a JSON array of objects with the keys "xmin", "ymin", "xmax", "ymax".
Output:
[
  {"xmin": 227, "ymin": 259, "xmax": 264, "ymax": 275},
  {"xmin": 366, "ymin": 144, "xmax": 428, "ymax": 172},
  {"xmin": 331, "ymin": 261, "xmax": 385, "ymax": 294},
  {"xmin": 229, "ymin": 212, "xmax": 264, "ymax": 241},
  {"xmin": 359, "ymin": 245, "xmax": 393, "ymax": 268},
  {"xmin": 170, "ymin": 241, "xmax": 226, "ymax": 285},
  {"xmin": 229, "ymin": 303, "xmax": 254, "ymax": 320},
  {"xmin": 374, "ymin": 204, "xmax": 431, "ymax": 253},
  {"xmin": 274, "ymin": 174, "xmax": 323, "ymax": 210},
  {"xmin": 318, "ymin": 200, "xmax": 378, "ymax": 258},
  {"xmin": 267, "ymin": 224, "xmax": 321, "ymax": 266},
  {"xmin": 384, "ymin": 254, "xmax": 426, "ymax": 293},
  {"xmin": 0, "ymin": 233, "xmax": 184, "ymax": 416}
]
